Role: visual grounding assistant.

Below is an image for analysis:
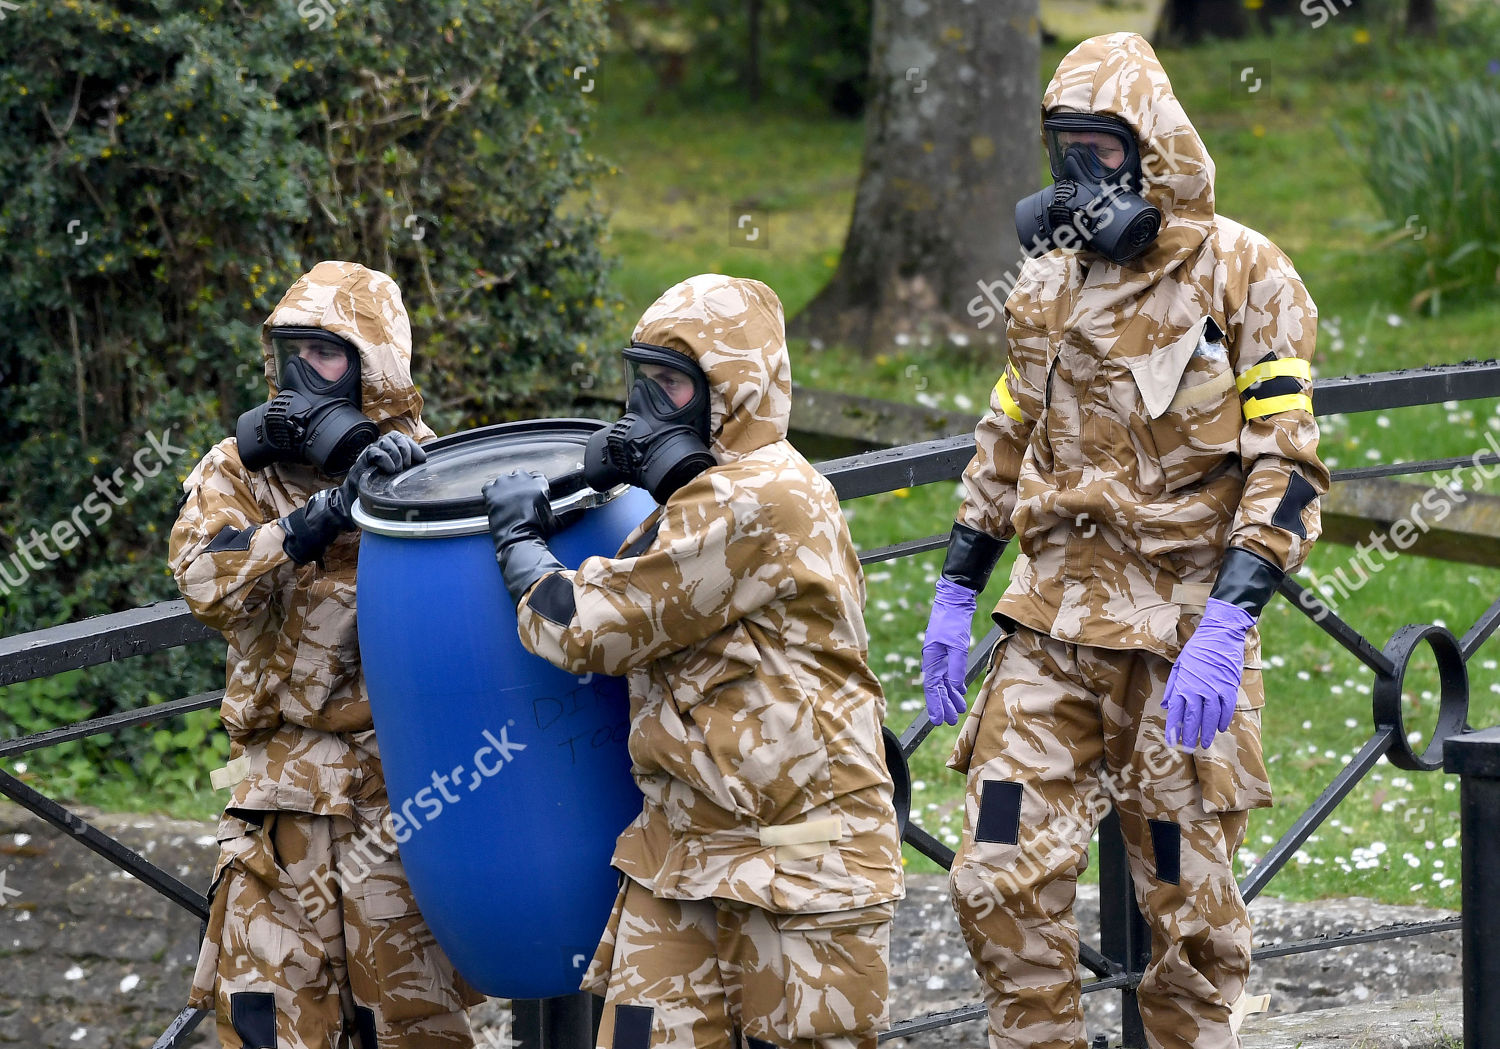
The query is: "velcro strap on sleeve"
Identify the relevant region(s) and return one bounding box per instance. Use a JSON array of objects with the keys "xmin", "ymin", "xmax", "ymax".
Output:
[
  {"xmin": 1229, "ymin": 992, "xmax": 1271, "ymax": 1034},
  {"xmin": 1169, "ymin": 582, "xmax": 1212, "ymax": 610},
  {"xmin": 1235, "ymin": 358, "xmax": 1311, "ymax": 392},
  {"xmin": 1243, "ymin": 393, "xmax": 1313, "ymax": 420},
  {"xmin": 210, "ymin": 755, "xmax": 251, "ymax": 791},
  {"xmin": 760, "ymin": 817, "xmax": 844, "ymax": 859}
]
